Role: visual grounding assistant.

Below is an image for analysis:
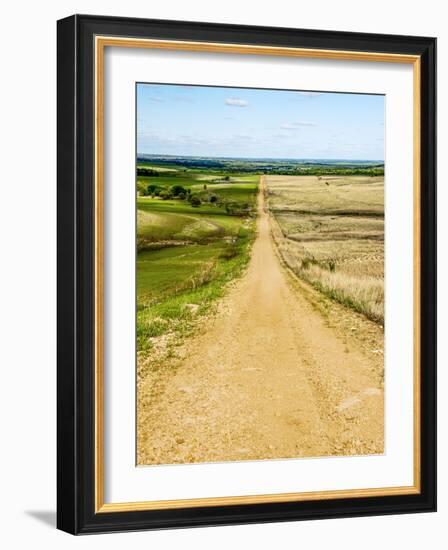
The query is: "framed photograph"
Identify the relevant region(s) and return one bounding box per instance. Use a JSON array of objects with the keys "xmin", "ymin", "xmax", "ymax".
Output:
[{"xmin": 57, "ymin": 14, "xmax": 436, "ymax": 534}]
